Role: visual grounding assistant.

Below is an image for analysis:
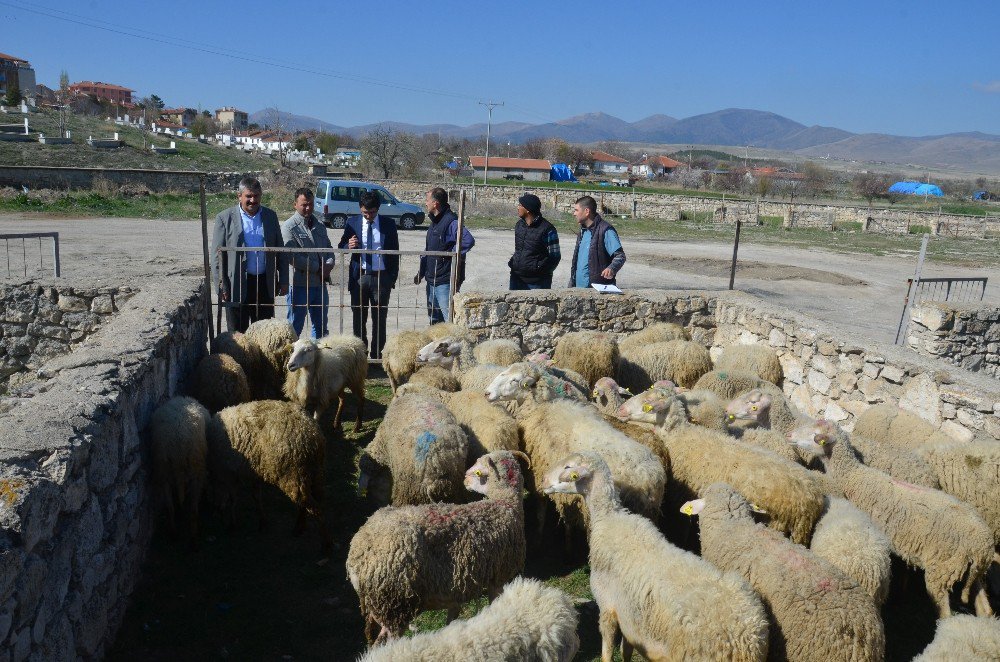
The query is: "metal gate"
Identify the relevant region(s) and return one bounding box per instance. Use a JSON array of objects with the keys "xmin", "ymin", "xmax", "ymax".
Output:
[
  {"xmin": 1, "ymin": 232, "xmax": 61, "ymax": 278},
  {"xmin": 894, "ymin": 276, "xmax": 987, "ymax": 344}
]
